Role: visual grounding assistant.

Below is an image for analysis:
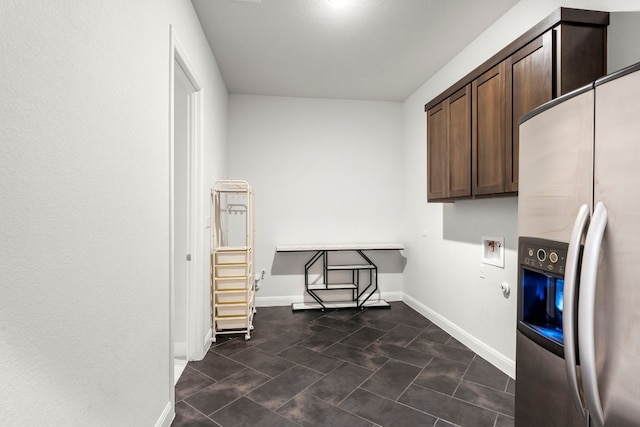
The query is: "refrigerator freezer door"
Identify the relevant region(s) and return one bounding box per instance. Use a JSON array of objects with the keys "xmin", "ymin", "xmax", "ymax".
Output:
[
  {"xmin": 593, "ymin": 68, "xmax": 640, "ymax": 426},
  {"xmin": 515, "ymin": 331, "xmax": 586, "ymax": 426},
  {"xmin": 518, "ymin": 90, "xmax": 594, "ymax": 242}
]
